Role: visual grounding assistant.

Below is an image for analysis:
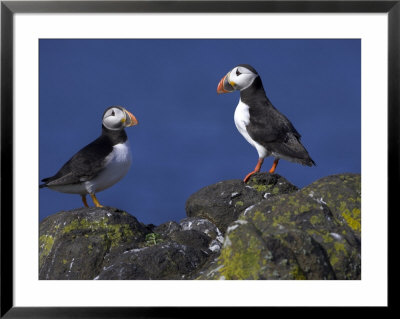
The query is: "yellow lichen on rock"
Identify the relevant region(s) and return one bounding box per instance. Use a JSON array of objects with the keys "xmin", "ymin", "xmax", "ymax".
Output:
[
  {"xmin": 39, "ymin": 234, "xmax": 54, "ymax": 268},
  {"xmin": 218, "ymin": 235, "xmax": 263, "ymax": 280}
]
